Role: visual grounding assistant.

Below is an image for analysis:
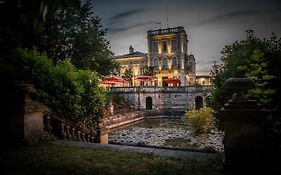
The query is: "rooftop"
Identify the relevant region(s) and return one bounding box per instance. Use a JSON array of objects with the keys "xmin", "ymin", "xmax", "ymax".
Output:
[
  {"xmin": 113, "ymin": 51, "xmax": 147, "ymax": 59},
  {"xmin": 147, "ymin": 26, "xmax": 185, "ymax": 36}
]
